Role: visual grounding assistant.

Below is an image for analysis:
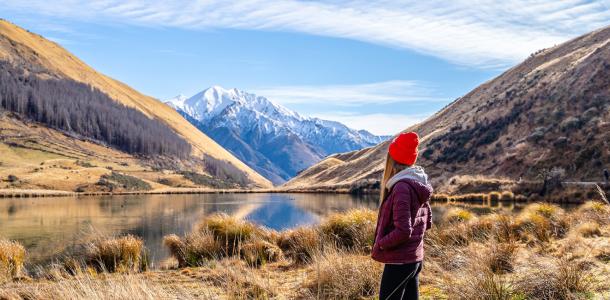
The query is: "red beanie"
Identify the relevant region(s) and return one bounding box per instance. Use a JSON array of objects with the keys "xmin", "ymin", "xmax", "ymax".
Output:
[{"xmin": 388, "ymin": 132, "xmax": 419, "ymax": 166}]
